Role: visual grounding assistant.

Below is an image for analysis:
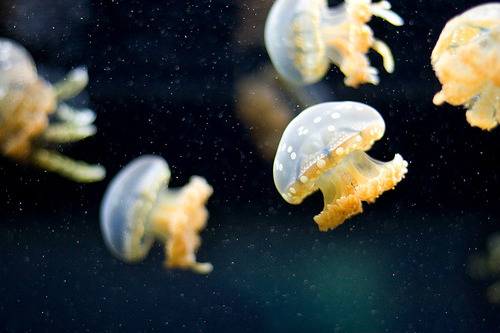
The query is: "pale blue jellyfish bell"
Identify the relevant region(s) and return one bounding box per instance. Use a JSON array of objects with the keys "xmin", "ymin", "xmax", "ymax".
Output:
[
  {"xmin": 273, "ymin": 102, "xmax": 408, "ymax": 231},
  {"xmin": 100, "ymin": 155, "xmax": 213, "ymax": 274},
  {"xmin": 264, "ymin": 0, "xmax": 404, "ymax": 87}
]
